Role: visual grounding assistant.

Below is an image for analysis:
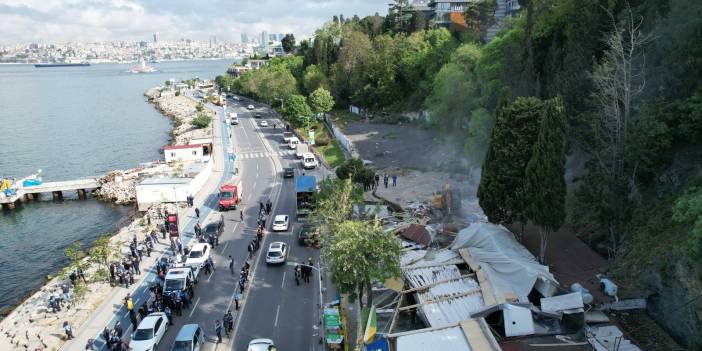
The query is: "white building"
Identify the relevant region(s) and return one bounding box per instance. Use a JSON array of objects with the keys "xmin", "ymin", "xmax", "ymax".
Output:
[
  {"xmin": 164, "ymin": 144, "xmax": 207, "ymax": 163},
  {"xmin": 135, "ymin": 162, "xmax": 212, "ymax": 211}
]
